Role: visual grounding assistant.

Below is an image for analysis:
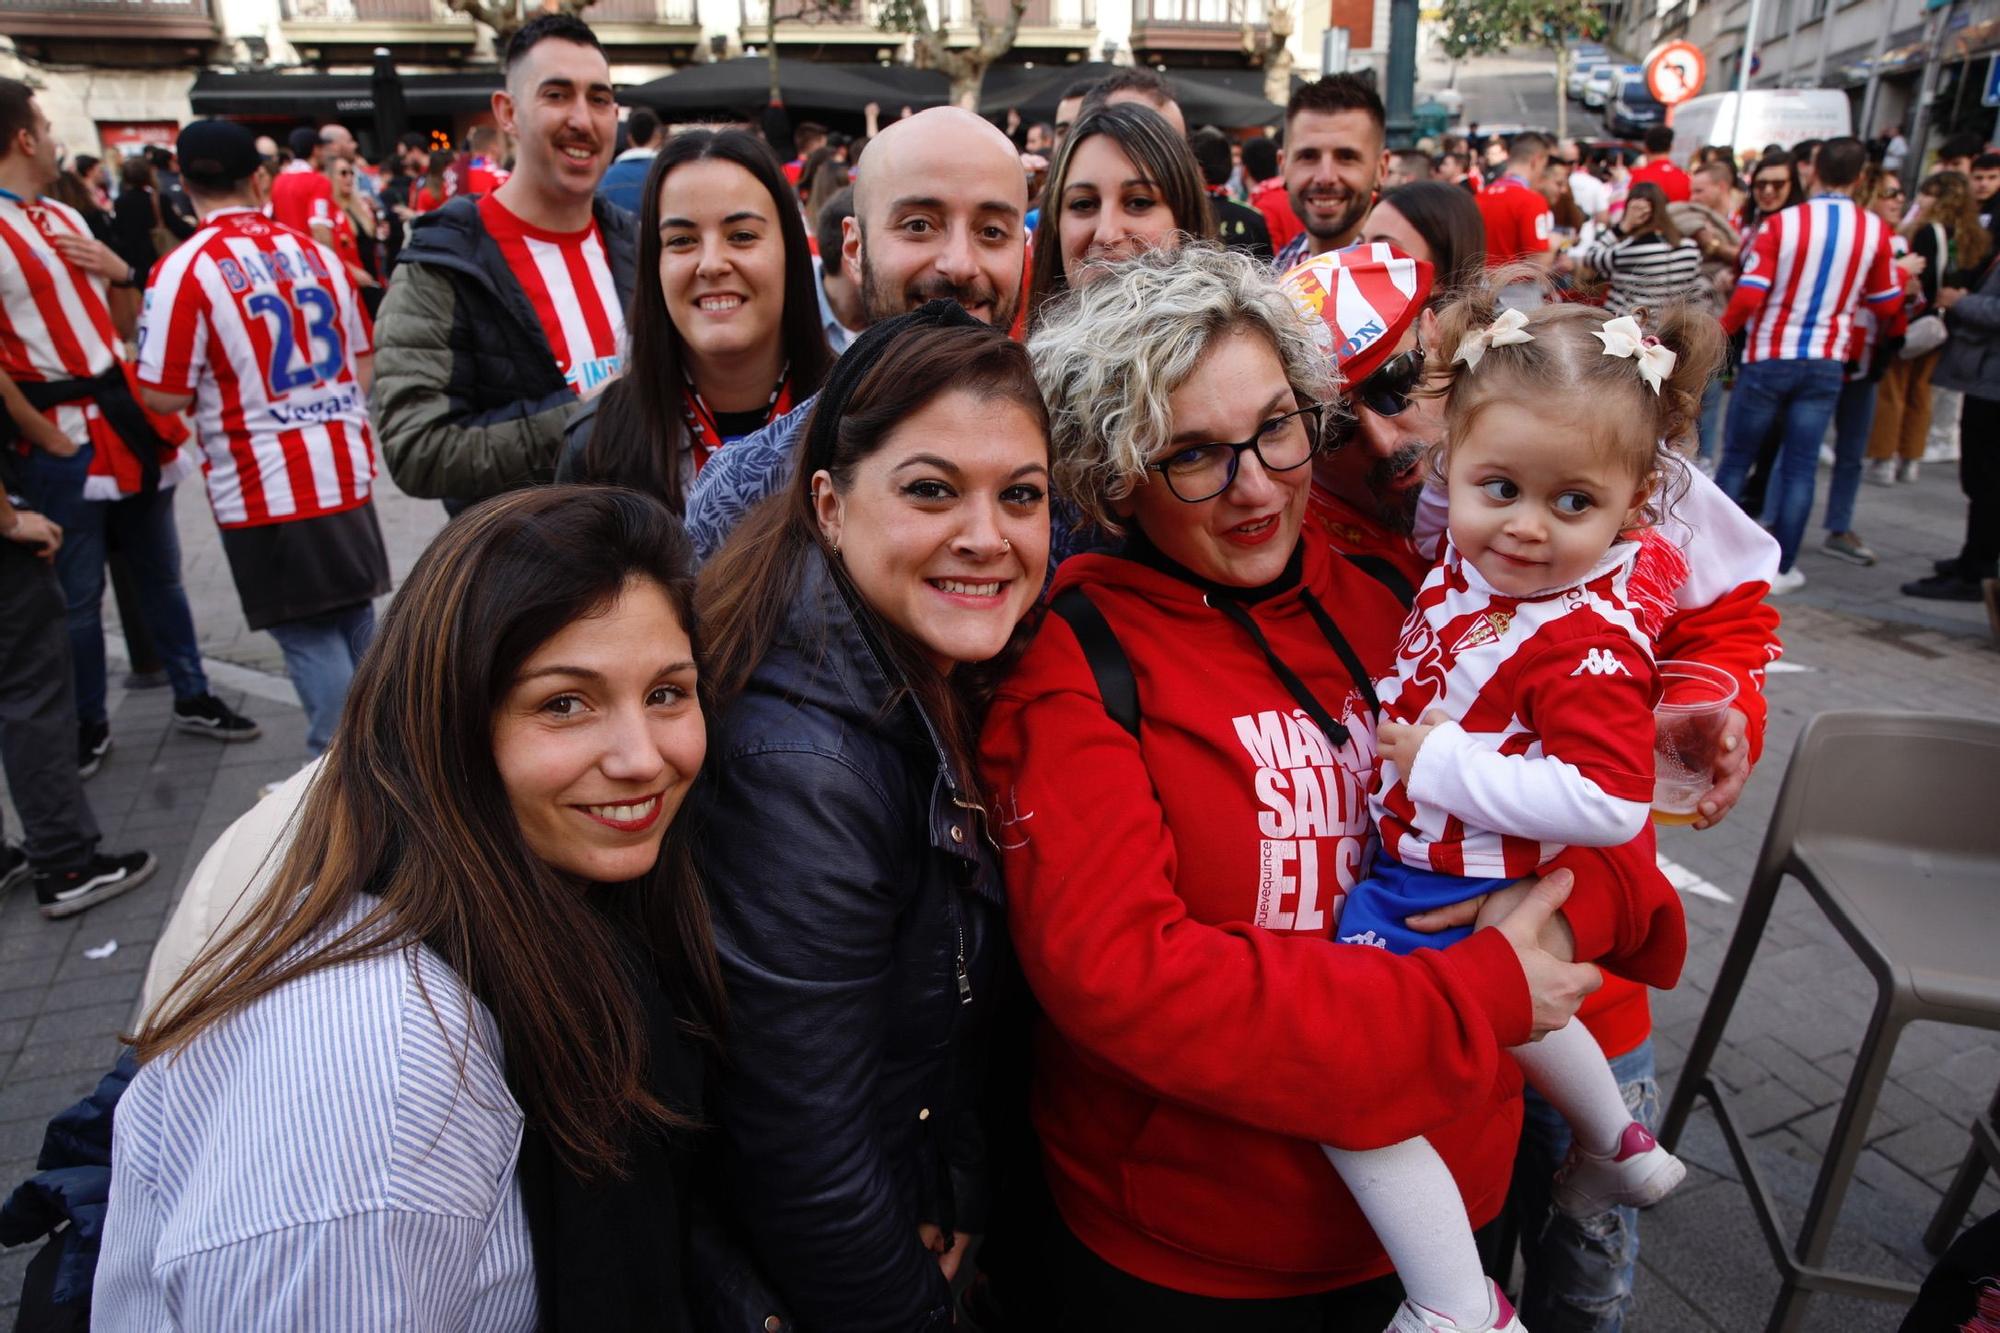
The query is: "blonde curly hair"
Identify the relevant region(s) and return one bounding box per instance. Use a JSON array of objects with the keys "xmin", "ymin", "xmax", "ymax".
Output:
[{"xmin": 1027, "ymin": 244, "xmax": 1341, "ymax": 534}]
